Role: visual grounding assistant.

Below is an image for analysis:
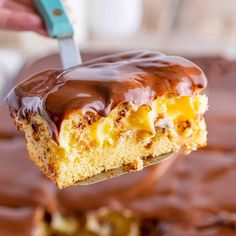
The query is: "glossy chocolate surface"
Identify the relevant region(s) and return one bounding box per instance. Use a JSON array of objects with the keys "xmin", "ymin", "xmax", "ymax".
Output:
[
  {"xmin": 0, "ymin": 207, "xmax": 43, "ymax": 236},
  {"xmin": 0, "ymin": 139, "xmax": 57, "ymax": 235},
  {"xmin": 0, "ymin": 104, "xmax": 22, "ymax": 139},
  {"xmin": 6, "ymin": 51, "xmax": 207, "ymax": 142},
  {"xmin": 1, "ymin": 55, "xmax": 236, "ymax": 235},
  {"xmin": 0, "ymin": 139, "xmax": 56, "ymax": 210}
]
